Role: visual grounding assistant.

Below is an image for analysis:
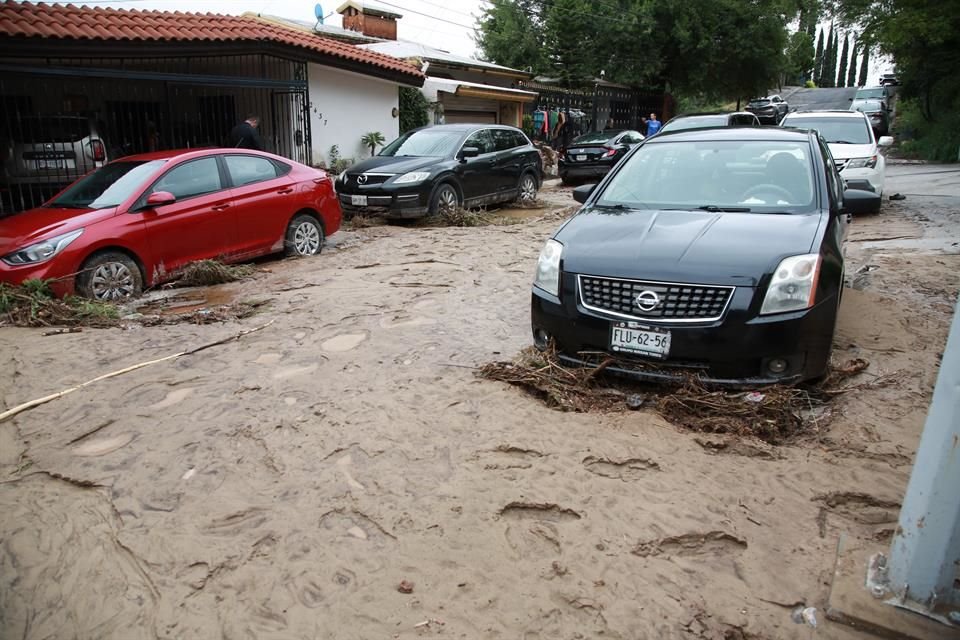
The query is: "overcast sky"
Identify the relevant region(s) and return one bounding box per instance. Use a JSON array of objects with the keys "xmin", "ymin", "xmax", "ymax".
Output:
[{"xmin": 82, "ymin": 0, "xmax": 487, "ymax": 57}]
